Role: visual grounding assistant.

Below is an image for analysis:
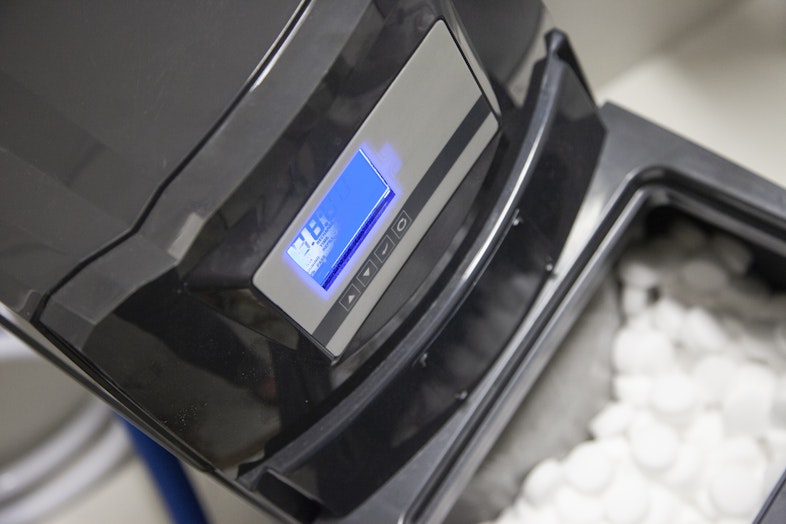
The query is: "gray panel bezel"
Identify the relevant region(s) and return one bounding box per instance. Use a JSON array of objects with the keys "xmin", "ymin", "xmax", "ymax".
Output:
[{"xmin": 253, "ymin": 21, "xmax": 497, "ymax": 357}]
